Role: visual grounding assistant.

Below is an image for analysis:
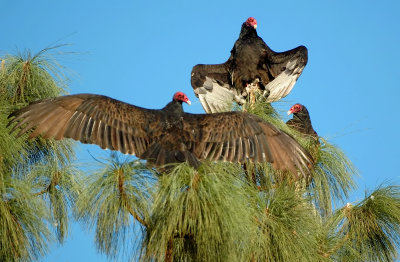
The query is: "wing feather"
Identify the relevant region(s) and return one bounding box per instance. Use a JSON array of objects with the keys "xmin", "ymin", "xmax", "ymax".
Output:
[
  {"xmin": 234, "ymin": 137, "xmax": 243, "ymax": 163},
  {"xmin": 8, "ymin": 94, "xmax": 163, "ymax": 159},
  {"xmin": 227, "ymin": 138, "xmax": 236, "ymax": 162},
  {"xmin": 191, "ymin": 63, "xmax": 245, "ymax": 114},
  {"xmin": 264, "ymin": 45, "xmax": 308, "ymax": 102},
  {"xmin": 181, "ymin": 111, "xmax": 313, "ymax": 177}
]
